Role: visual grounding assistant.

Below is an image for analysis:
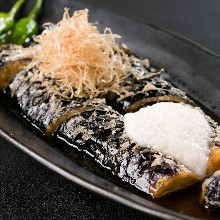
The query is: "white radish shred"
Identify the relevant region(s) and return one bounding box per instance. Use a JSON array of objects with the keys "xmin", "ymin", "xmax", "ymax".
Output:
[{"xmin": 124, "ymin": 102, "xmax": 212, "ymax": 178}]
